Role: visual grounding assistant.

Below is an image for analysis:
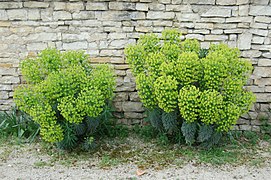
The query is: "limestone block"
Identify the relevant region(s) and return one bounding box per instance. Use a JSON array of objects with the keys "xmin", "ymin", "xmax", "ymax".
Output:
[
  {"xmin": 114, "ymin": 92, "xmax": 128, "ymax": 102},
  {"xmin": 100, "ymin": 50, "xmax": 123, "ymax": 57},
  {"xmin": 253, "ymin": 67, "xmax": 271, "ymax": 77},
  {"xmin": 24, "ymin": 1, "xmax": 49, "ymax": 8},
  {"xmin": 0, "ymin": 91, "xmax": 9, "ymax": 100},
  {"xmin": 252, "ymin": 0, "xmax": 270, "ymax": 5},
  {"xmin": 53, "ymin": 11, "xmax": 72, "ymax": 20},
  {"xmin": 130, "ymin": 12, "xmax": 145, "ymax": 20},
  {"xmin": 86, "ymin": 2, "xmax": 108, "ymax": 10},
  {"xmin": 129, "ymin": 92, "xmax": 140, "ymax": 102},
  {"xmin": 66, "ymin": 3, "xmax": 84, "ymax": 12},
  {"xmin": 100, "ymin": 11, "xmax": 130, "ymax": 20},
  {"xmin": 201, "ymin": 7, "xmax": 231, "ymax": 17},
  {"xmin": 194, "ymin": 29, "xmax": 210, "ymax": 34},
  {"xmin": 176, "ymin": 13, "xmax": 200, "ymax": 22},
  {"xmin": 166, "ymin": 5, "xmax": 192, "ymax": 12},
  {"xmin": 172, "ymin": 0, "xmax": 183, "ymax": 4},
  {"xmin": 237, "ymin": 0, "xmax": 249, "ymax": 5},
  {"xmin": 182, "ymin": 0, "xmax": 215, "ymax": 4},
  {"xmin": 0, "ymin": 67, "xmax": 16, "ymax": 75},
  {"xmin": 0, "ymin": 10, "xmax": 8, "ymax": 20},
  {"xmin": 250, "ymin": 22, "xmax": 268, "ymax": 29},
  {"xmin": 237, "ymin": 32, "xmax": 252, "ymax": 50},
  {"xmin": 201, "ymin": 18, "xmax": 225, "ymax": 23},
  {"xmin": 63, "ymin": 41, "xmax": 88, "ymax": 50},
  {"xmin": 159, "ymin": 0, "xmax": 171, "ymax": 3},
  {"xmin": 27, "ymin": 43, "xmax": 47, "ymax": 51},
  {"xmin": 195, "ymin": 23, "xmax": 213, "ymax": 29},
  {"xmin": 7, "ymin": 9, "xmax": 27, "ymax": 20},
  {"xmin": 28, "ymin": 9, "xmax": 40, "ymax": 20},
  {"xmin": 122, "ymin": 102, "xmax": 144, "ymax": 112},
  {"xmin": 251, "ymin": 45, "xmax": 271, "ymax": 51},
  {"xmin": 258, "ymin": 59, "xmax": 271, "ymax": 66},
  {"xmin": 0, "ymin": 85, "xmax": 12, "ymax": 91},
  {"xmin": 241, "ymin": 50, "xmax": 262, "ymax": 58},
  {"xmin": 153, "ymin": 20, "xmax": 173, "ymax": 27},
  {"xmin": 224, "ymin": 29, "xmax": 244, "ymax": 34},
  {"xmin": 136, "ymin": 3, "xmax": 148, "ymax": 11},
  {"xmin": 113, "ymin": 102, "xmax": 123, "ymax": 112},
  {"xmin": 149, "ymin": 3, "xmax": 165, "ymax": 11},
  {"xmin": 147, "ymin": 11, "xmax": 175, "ymax": 20},
  {"xmin": 205, "ymin": 35, "xmax": 228, "ymax": 41},
  {"xmin": 263, "ymin": 52, "xmax": 271, "ymax": 58},
  {"xmin": 226, "ymin": 16, "xmax": 253, "ymax": 23},
  {"xmin": 240, "ymin": 125, "xmax": 252, "ymax": 131},
  {"xmin": 0, "ymin": 2, "xmax": 22, "ymax": 9},
  {"xmin": 41, "ymin": 9, "xmax": 53, "ymax": 21},
  {"xmin": 0, "ymin": 76, "xmax": 20, "ymax": 84},
  {"xmin": 124, "ymin": 112, "xmax": 144, "ymax": 119},
  {"xmin": 109, "ymin": 2, "xmax": 136, "ymax": 10},
  {"xmin": 250, "ymin": 29, "xmax": 268, "ymax": 36},
  {"xmin": 255, "ymin": 16, "xmax": 271, "ymax": 23},
  {"xmin": 211, "ymin": 29, "xmax": 223, "ymax": 34},
  {"xmin": 53, "ymin": 2, "xmax": 66, "ymax": 10},
  {"xmin": 239, "ymin": 5, "xmax": 249, "ymax": 16},
  {"xmin": 249, "ymin": 6, "xmax": 271, "ymax": 16},
  {"xmin": 216, "ymin": 0, "xmax": 236, "ymax": 5},
  {"xmin": 252, "ymin": 36, "xmax": 265, "ymax": 44},
  {"xmin": 116, "ymin": 83, "xmax": 136, "ymax": 92},
  {"xmin": 72, "ymin": 11, "xmax": 95, "ymax": 20},
  {"xmin": 254, "ymin": 93, "xmax": 271, "ymax": 102},
  {"xmin": 186, "ymin": 34, "xmax": 204, "ymax": 41}
]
